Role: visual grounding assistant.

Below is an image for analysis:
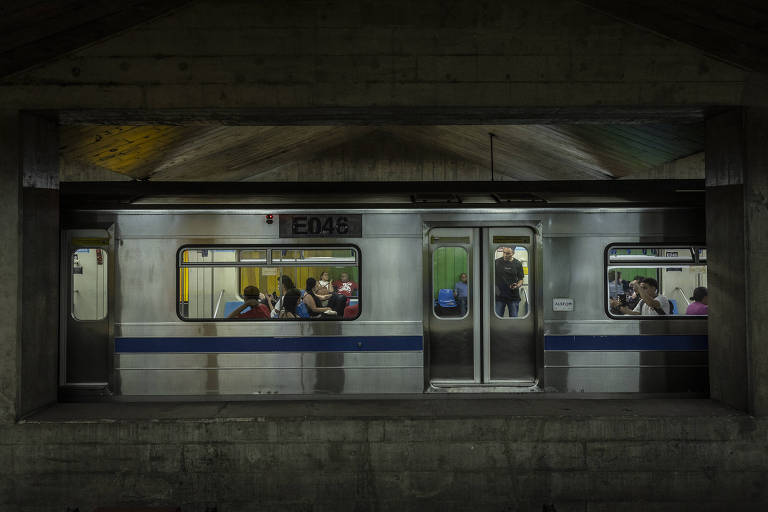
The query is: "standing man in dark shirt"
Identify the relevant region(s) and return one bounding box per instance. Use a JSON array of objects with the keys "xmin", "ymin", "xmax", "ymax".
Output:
[{"xmin": 494, "ymin": 247, "xmax": 525, "ymax": 317}]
